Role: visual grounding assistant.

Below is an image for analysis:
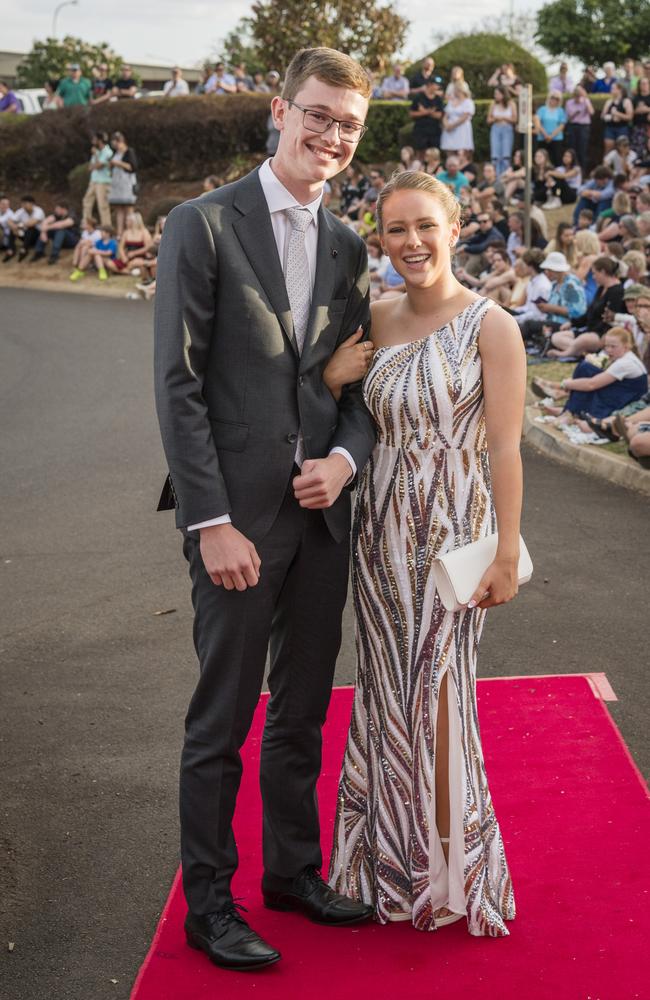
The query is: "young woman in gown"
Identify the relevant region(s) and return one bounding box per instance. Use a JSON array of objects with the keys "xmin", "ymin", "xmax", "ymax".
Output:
[{"xmin": 325, "ymin": 170, "xmax": 527, "ymax": 936}]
